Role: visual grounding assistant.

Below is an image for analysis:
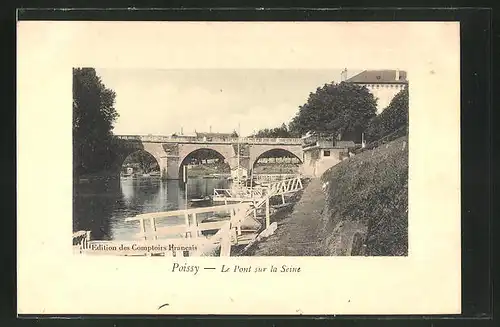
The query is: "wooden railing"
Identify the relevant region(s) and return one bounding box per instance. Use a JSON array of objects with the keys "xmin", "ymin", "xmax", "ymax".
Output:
[
  {"xmin": 213, "ymin": 175, "xmax": 304, "ymax": 216},
  {"xmin": 73, "ymin": 230, "xmax": 90, "ymax": 247},
  {"xmin": 213, "ymin": 186, "xmax": 269, "ymax": 202},
  {"xmin": 251, "ymin": 176, "xmax": 303, "ymax": 209},
  {"xmin": 124, "ymin": 203, "xmax": 251, "ymax": 240},
  {"xmin": 74, "ymin": 177, "xmax": 305, "ymax": 256},
  {"xmin": 266, "ymin": 176, "xmax": 304, "ymax": 196},
  {"xmin": 253, "ymin": 174, "xmax": 298, "ymax": 183},
  {"xmin": 74, "ymin": 203, "xmax": 252, "ymax": 257}
]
